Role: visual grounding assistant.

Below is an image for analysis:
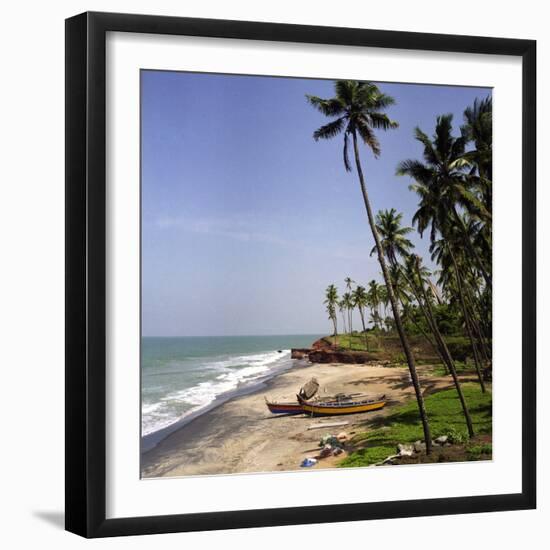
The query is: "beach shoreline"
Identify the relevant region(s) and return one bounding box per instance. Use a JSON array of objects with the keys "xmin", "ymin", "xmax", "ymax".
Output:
[
  {"xmin": 141, "ymin": 359, "xmax": 466, "ymax": 478},
  {"xmin": 141, "ymin": 354, "xmax": 304, "ymax": 453}
]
